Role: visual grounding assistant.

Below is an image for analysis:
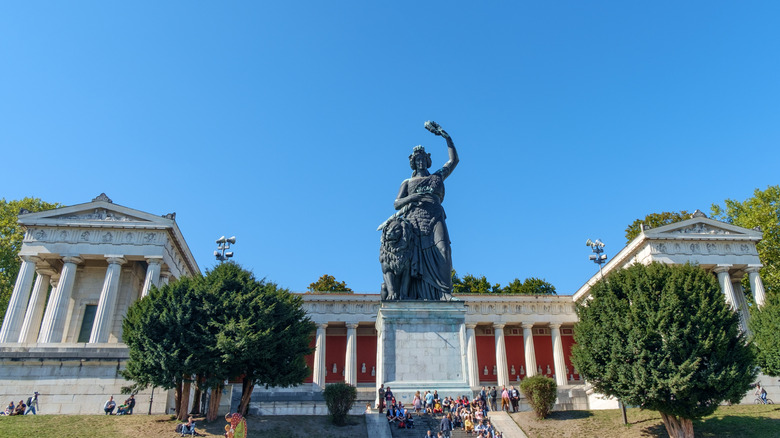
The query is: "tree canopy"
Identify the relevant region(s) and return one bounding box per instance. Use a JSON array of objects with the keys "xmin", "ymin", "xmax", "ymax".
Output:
[
  {"xmin": 570, "ymin": 263, "xmax": 755, "ymax": 438},
  {"xmin": 0, "ymin": 197, "xmax": 60, "ymax": 326},
  {"xmin": 307, "ymin": 274, "xmax": 353, "ymax": 293},
  {"xmin": 624, "ymin": 210, "xmax": 691, "ymax": 244},
  {"xmin": 123, "ymin": 262, "xmax": 314, "ymax": 420},
  {"xmin": 452, "ymin": 271, "xmax": 556, "ymax": 295}
]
